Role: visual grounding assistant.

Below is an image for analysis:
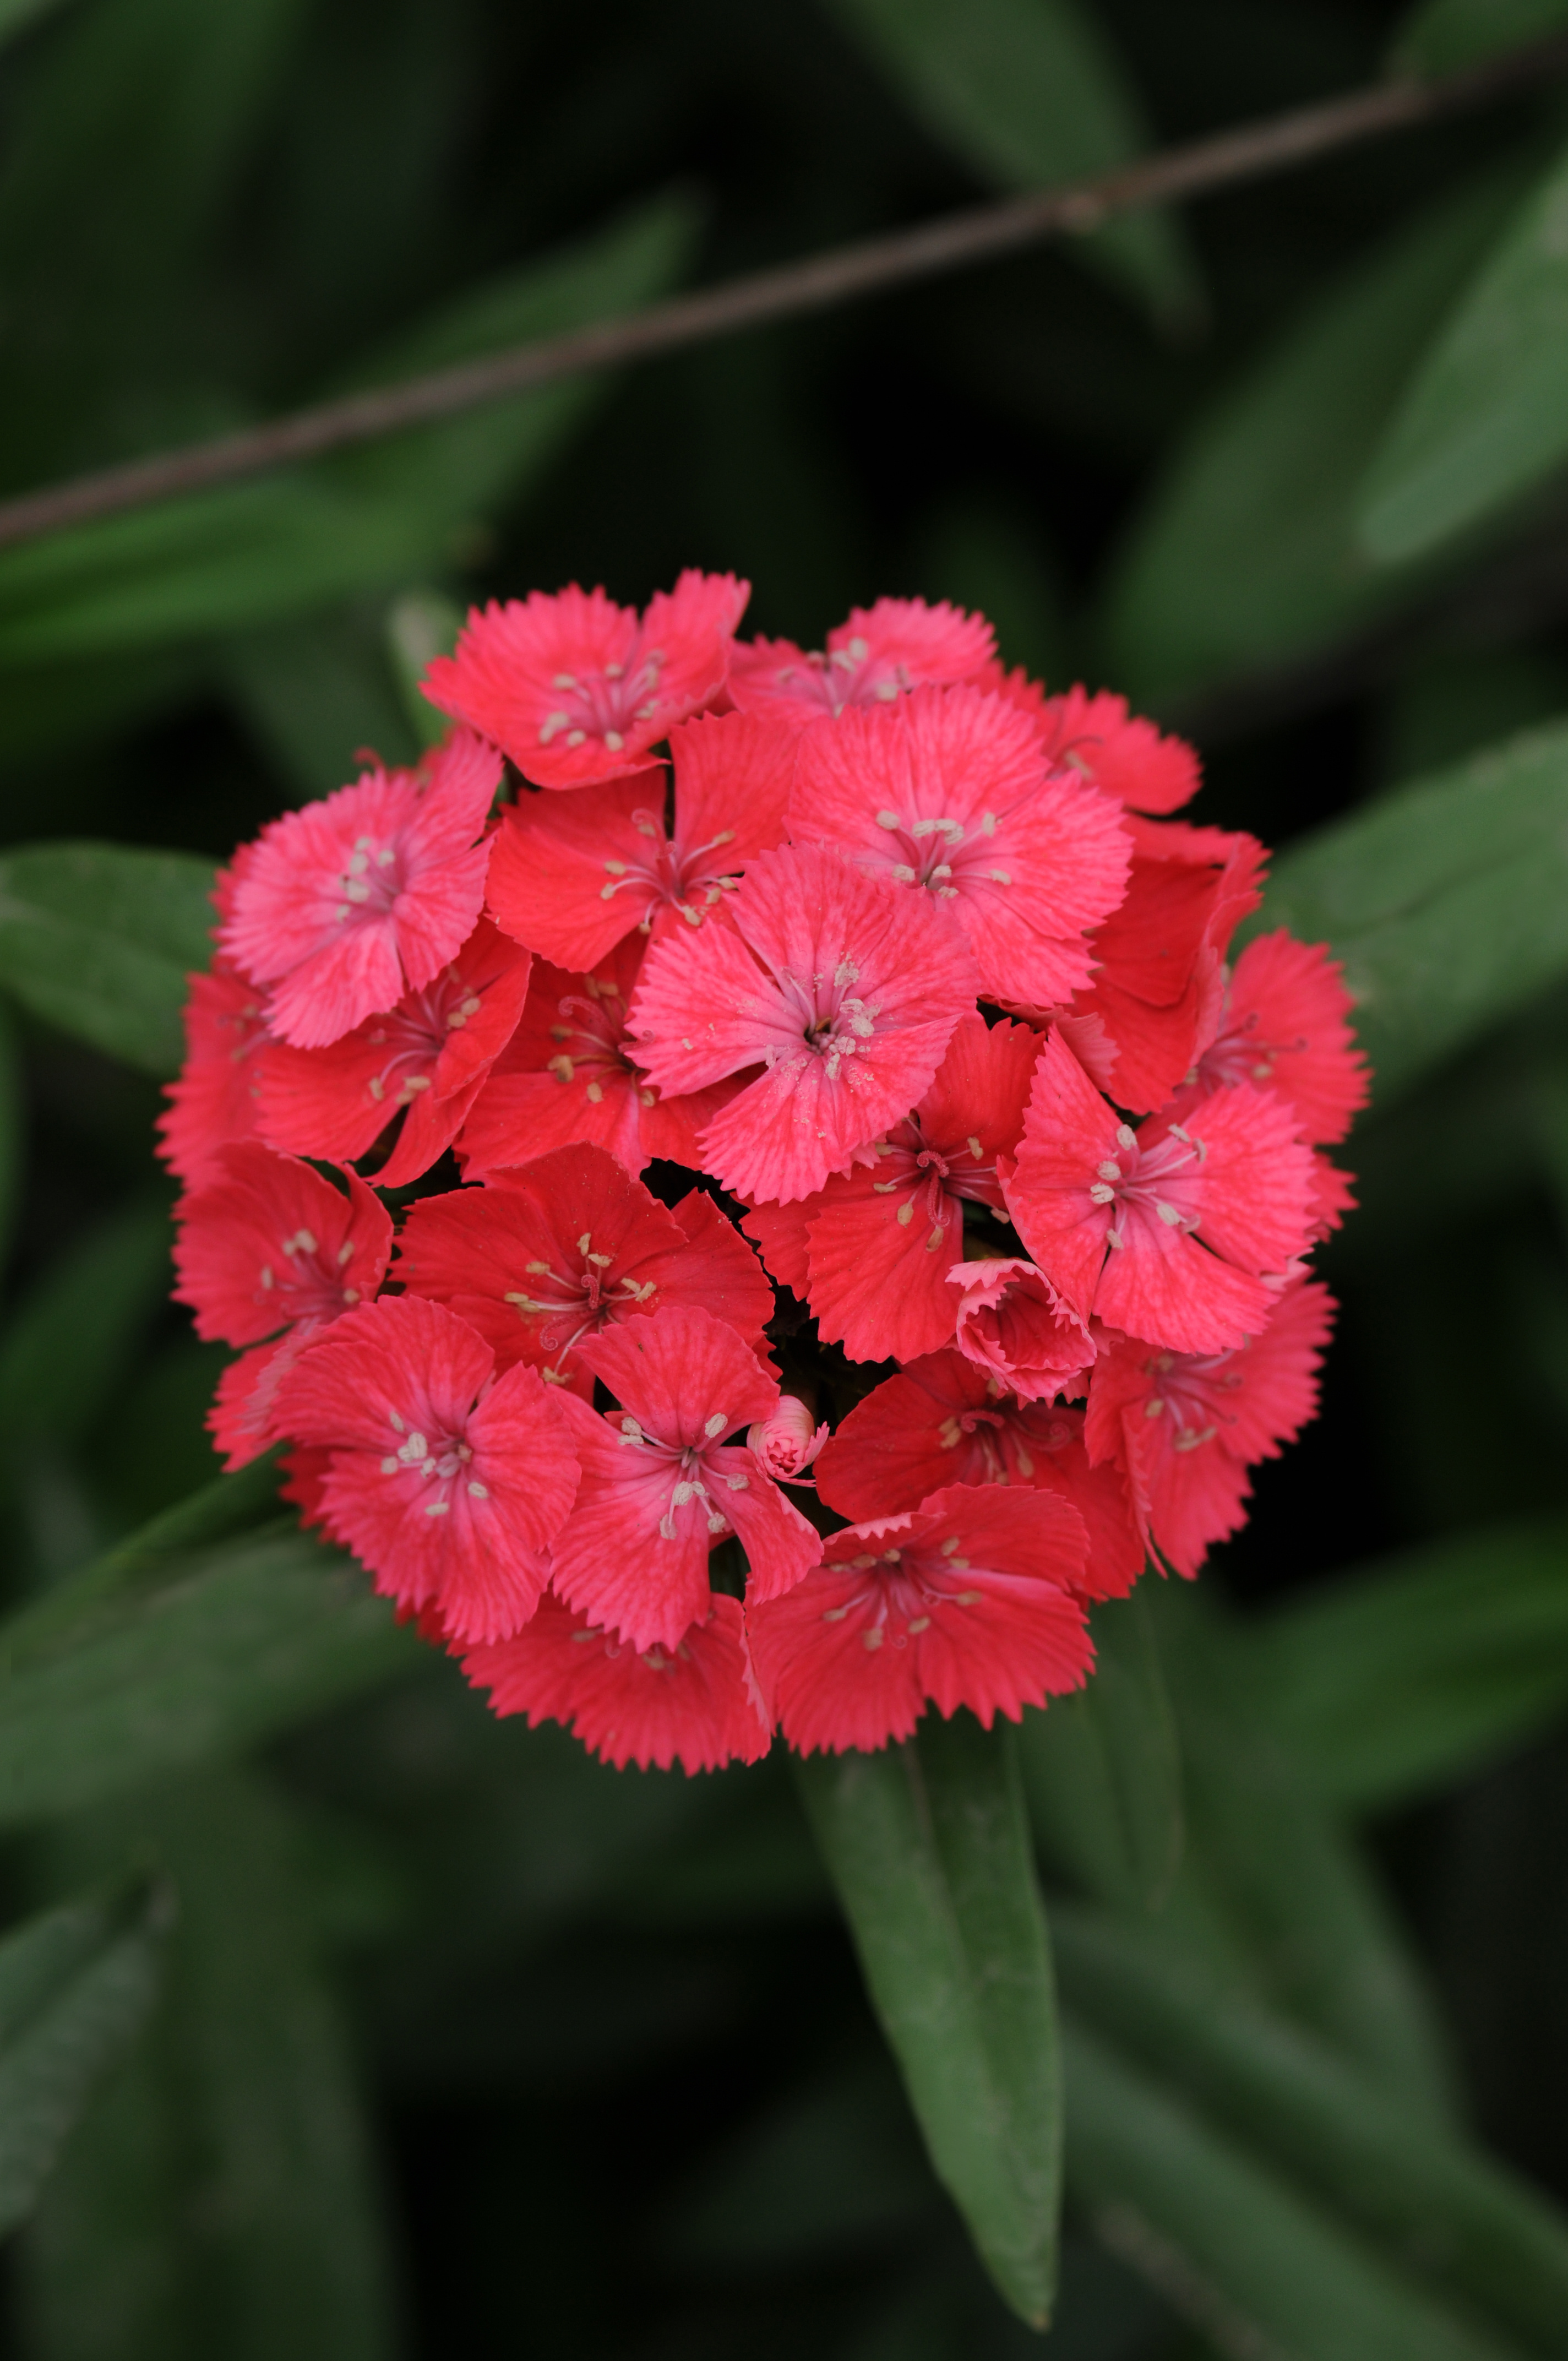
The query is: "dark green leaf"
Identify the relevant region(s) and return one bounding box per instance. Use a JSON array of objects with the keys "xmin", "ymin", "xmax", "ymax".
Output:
[
  {"xmin": 1063, "ymin": 2016, "xmax": 1525, "ymax": 2361},
  {"xmin": 1253, "ymin": 719, "xmax": 1568, "ymax": 1102},
  {"xmin": 1056, "ymin": 1903, "xmax": 1568, "ymax": 2355},
  {"xmin": 0, "ymin": 995, "xmax": 27, "ymax": 1279},
  {"xmin": 0, "ymin": 0, "xmax": 72, "ymax": 58},
  {"xmin": 0, "ymin": 1886, "xmax": 165, "ymax": 2236},
  {"xmin": 1247, "ymin": 1517, "xmax": 1568, "ymax": 1811},
  {"xmin": 1360, "ymin": 137, "xmax": 1568, "ymax": 563},
  {"xmin": 0, "ymin": 1201, "xmax": 172, "ymax": 1461},
  {"xmin": 385, "ymin": 587, "xmax": 464, "ymax": 749},
  {"xmin": 1391, "ymin": 0, "xmax": 1568, "ymax": 74},
  {"xmin": 793, "ymin": 1713, "xmax": 1061, "ymax": 2327},
  {"xmin": 219, "ymin": 608, "xmax": 418, "ymax": 806},
  {"xmin": 0, "ymin": 843, "xmax": 215, "ymax": 1076},
  {"xmin": 823, "ymin": 0, "xmax": 1196, "ymax": 322},
  {"xmin": 1017, "ymin": 1588, "xmax": 1182, "ymax": 1913}
]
